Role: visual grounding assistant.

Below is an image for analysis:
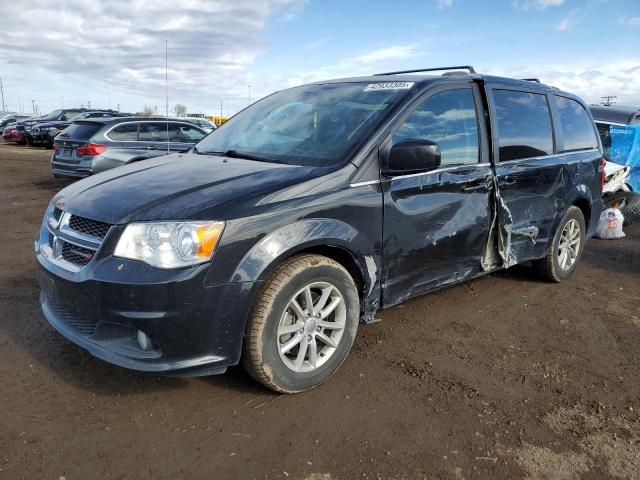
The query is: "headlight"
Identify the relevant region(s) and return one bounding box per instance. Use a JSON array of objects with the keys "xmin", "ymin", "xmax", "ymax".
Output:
[{"xmin": 114, "ymin": 221, "xmax": 225, "ymax": 269}]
